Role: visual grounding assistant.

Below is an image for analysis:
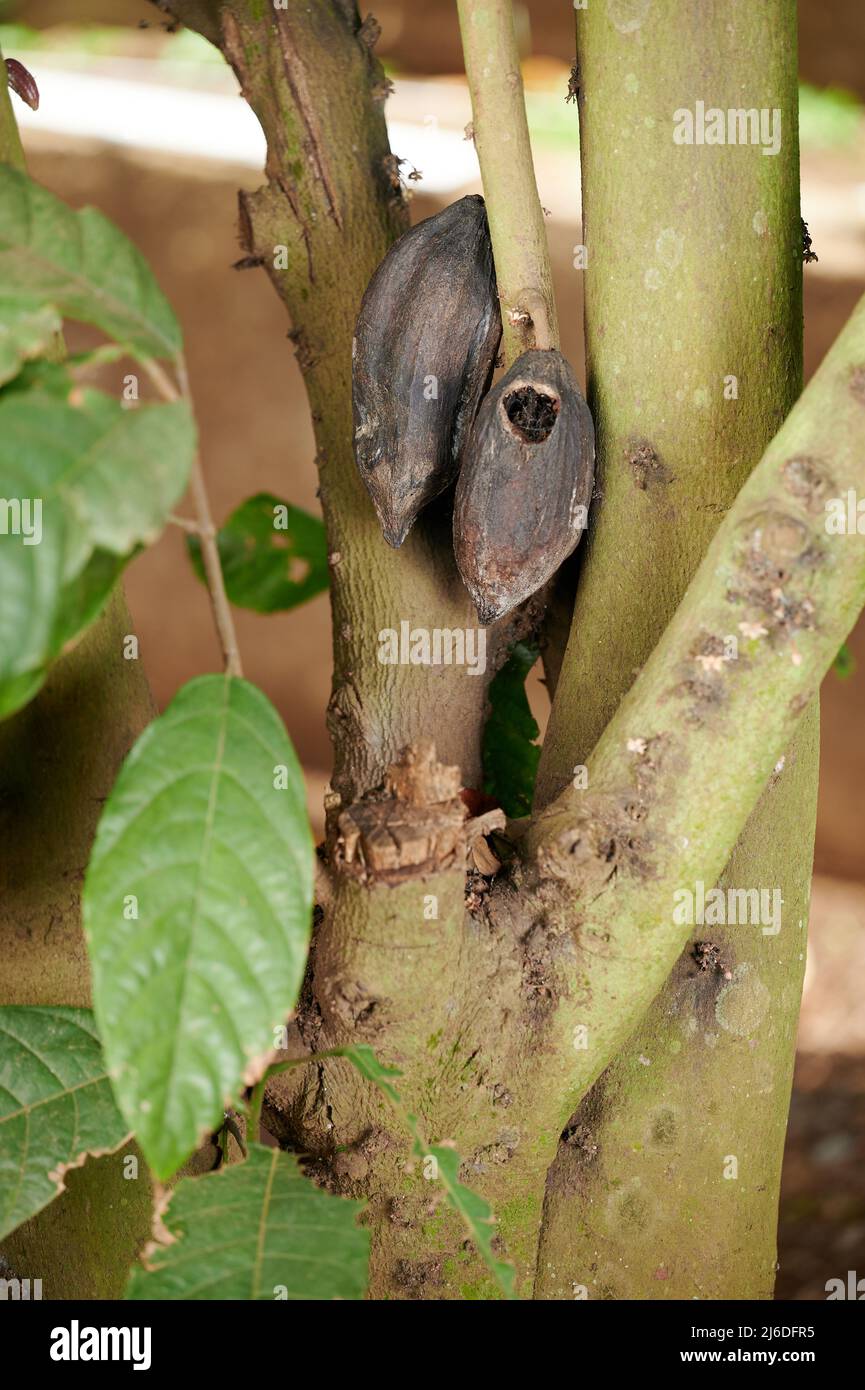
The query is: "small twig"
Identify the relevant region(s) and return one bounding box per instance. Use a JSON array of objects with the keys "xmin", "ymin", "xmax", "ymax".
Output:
[
  {"xmin": 167, "ymin": 512, "xmax": 201, "ymax": 535},
  {"xmin": 144, "ymin": 355, "xmax": 243, "ymax": 679},
  {"xmin": 140, "ymin": 356, "xmax": 181, "ymax": 403},
  {"xmin": 456, "ymin": 0, "xmax": 559, "ymax": 365}
]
